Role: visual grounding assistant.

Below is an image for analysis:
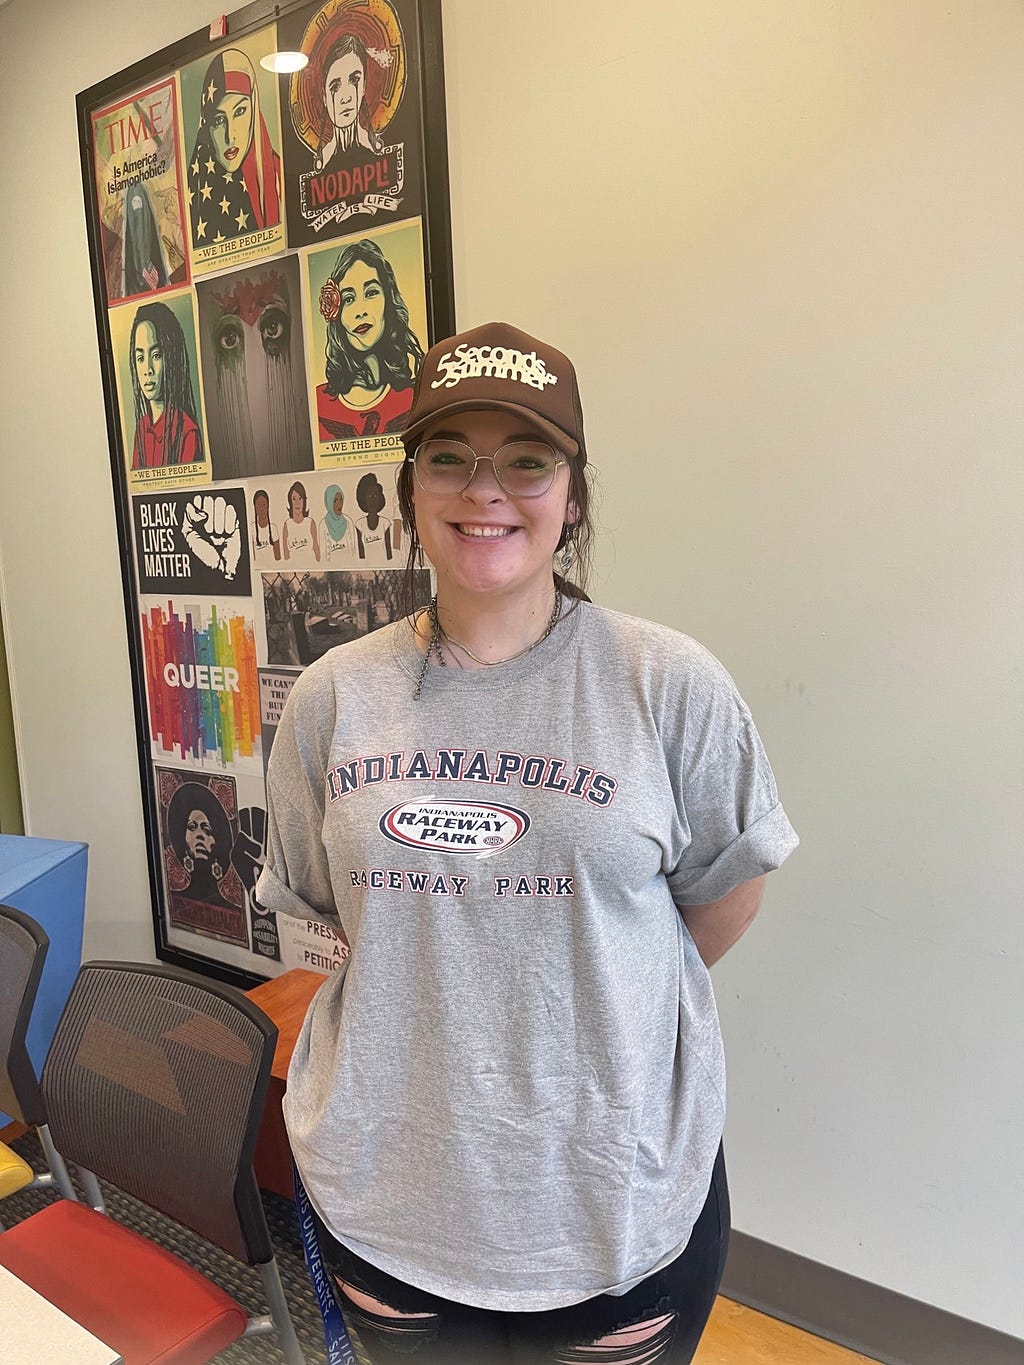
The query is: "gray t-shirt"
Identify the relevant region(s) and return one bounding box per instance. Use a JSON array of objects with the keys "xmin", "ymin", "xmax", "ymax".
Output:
[{"xmin": 256, "ymin": 601, "xmax": 798, "ymax": 1311}]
